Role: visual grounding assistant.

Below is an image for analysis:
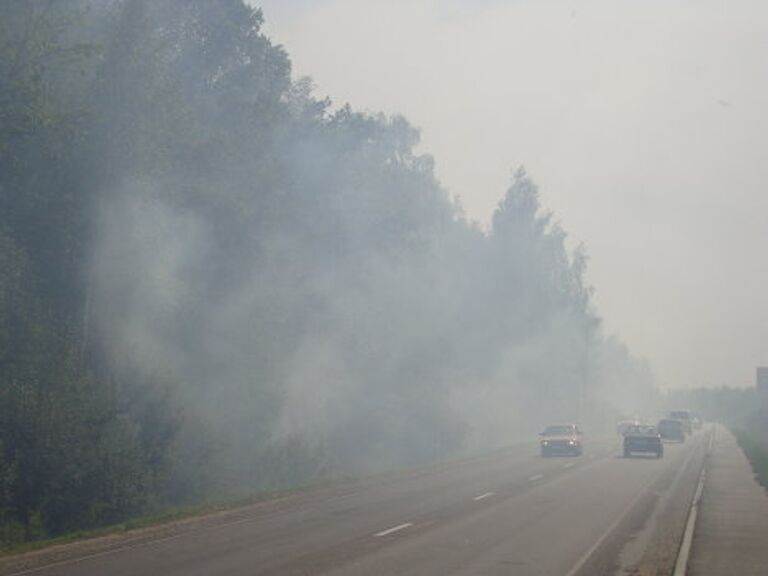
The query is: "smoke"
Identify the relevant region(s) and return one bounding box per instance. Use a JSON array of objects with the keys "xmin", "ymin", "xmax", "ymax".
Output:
[{"xmin": 72, "ymin": 0, "xmax": 658, "ymax": 501}]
